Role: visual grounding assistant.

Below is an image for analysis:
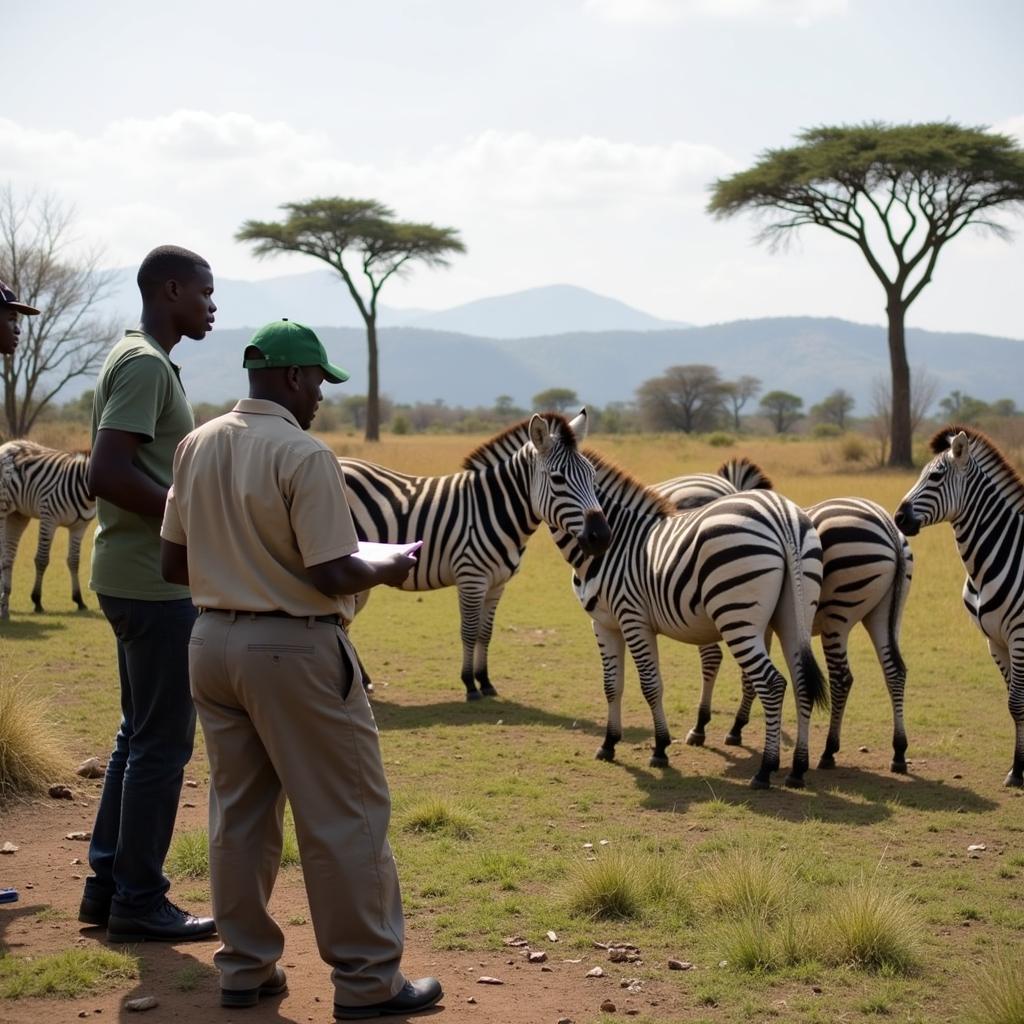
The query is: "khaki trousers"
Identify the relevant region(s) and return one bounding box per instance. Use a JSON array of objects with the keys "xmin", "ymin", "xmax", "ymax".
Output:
[{"xmin": 188, "ymin": 611, "xmax": 406, "ymax": 1005}]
